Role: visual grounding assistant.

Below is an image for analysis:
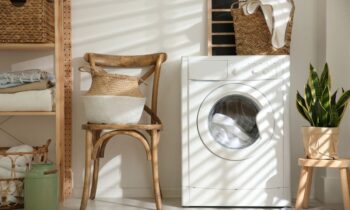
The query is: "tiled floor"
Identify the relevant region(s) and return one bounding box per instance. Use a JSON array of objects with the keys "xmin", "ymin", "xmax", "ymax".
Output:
[{"xmin": 60, "ymin": 198, "xmax": 343, "ymax": 210}]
